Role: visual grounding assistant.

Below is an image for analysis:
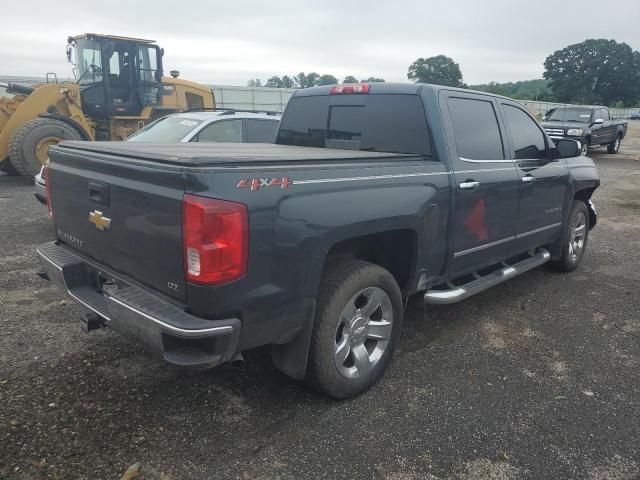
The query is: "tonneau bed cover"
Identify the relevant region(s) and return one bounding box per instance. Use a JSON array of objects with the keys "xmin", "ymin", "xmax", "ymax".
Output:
[{"xmin": 56, "ymin": 141, "xmax": 420, "ymax": 166}]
